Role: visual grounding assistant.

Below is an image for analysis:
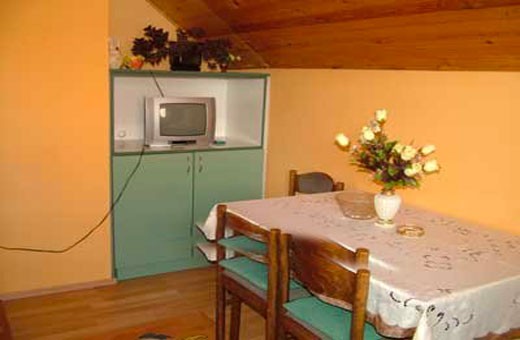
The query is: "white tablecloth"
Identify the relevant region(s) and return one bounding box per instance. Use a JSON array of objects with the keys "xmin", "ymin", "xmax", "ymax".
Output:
[{"xmin": 200, "ymin": 192, "xmax": 520, "ymax": 339}]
